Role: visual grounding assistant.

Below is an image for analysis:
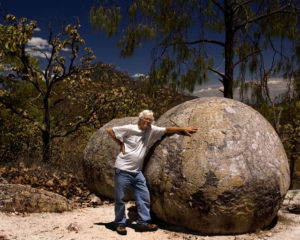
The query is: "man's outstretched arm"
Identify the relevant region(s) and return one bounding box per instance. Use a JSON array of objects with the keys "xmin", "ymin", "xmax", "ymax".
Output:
[{"xmin": 165, "ymin": 126, "xmax": 198, "ymax": 136}]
